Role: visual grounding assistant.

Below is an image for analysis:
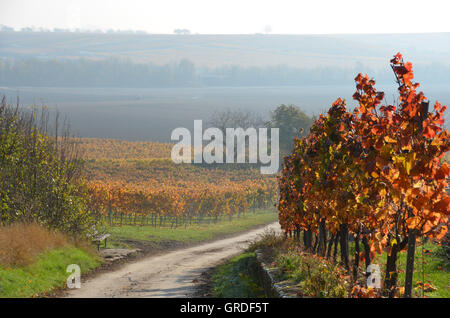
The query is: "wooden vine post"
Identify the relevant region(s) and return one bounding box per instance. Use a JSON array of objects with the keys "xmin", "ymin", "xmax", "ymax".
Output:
[{"xmin": 404, "ymin": 101, "xmax": 429, "ymax": 298}]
